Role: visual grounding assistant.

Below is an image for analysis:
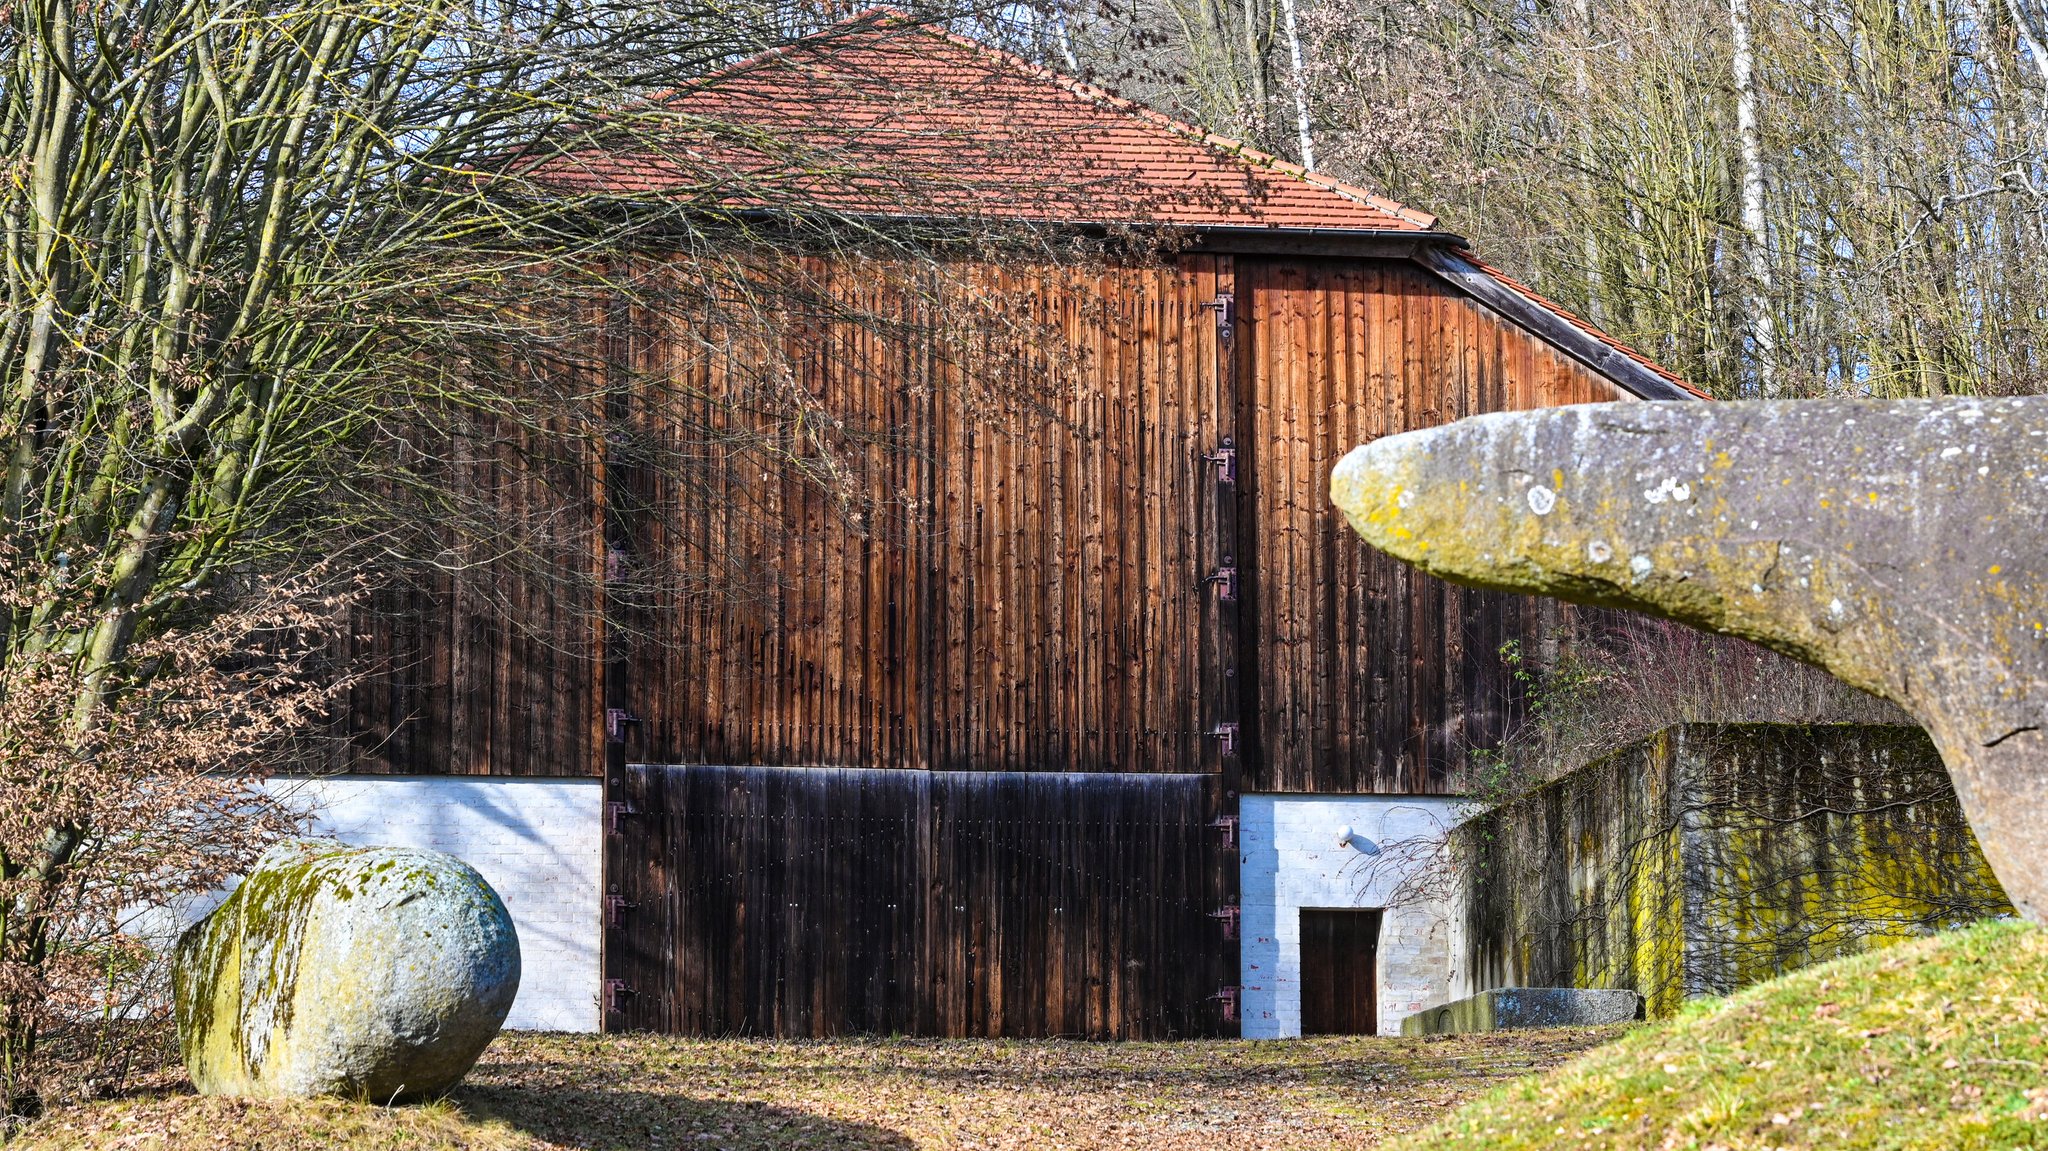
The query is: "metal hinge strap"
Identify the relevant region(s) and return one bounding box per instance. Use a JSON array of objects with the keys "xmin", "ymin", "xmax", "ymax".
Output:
[{"xmin": 1209, "ymin": 905, "xmax": 1241, "ymax": 940}]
